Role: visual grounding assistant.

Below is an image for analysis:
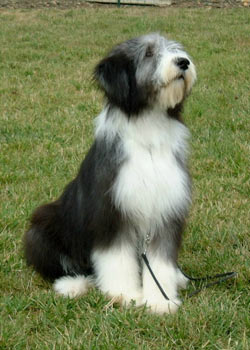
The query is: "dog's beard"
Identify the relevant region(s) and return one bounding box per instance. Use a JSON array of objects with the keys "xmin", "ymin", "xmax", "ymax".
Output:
[{"xmin": 158, "ymin": 78, "xmax": 187, "ymax": 109}]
